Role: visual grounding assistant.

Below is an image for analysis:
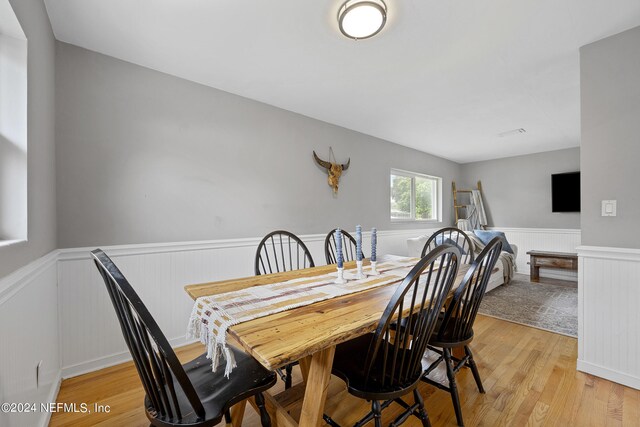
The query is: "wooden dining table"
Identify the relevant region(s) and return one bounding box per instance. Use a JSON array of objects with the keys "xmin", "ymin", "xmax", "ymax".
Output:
[{"xmin": 185, "ymin": 259, "xmax": 470, "ymax": 427}]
